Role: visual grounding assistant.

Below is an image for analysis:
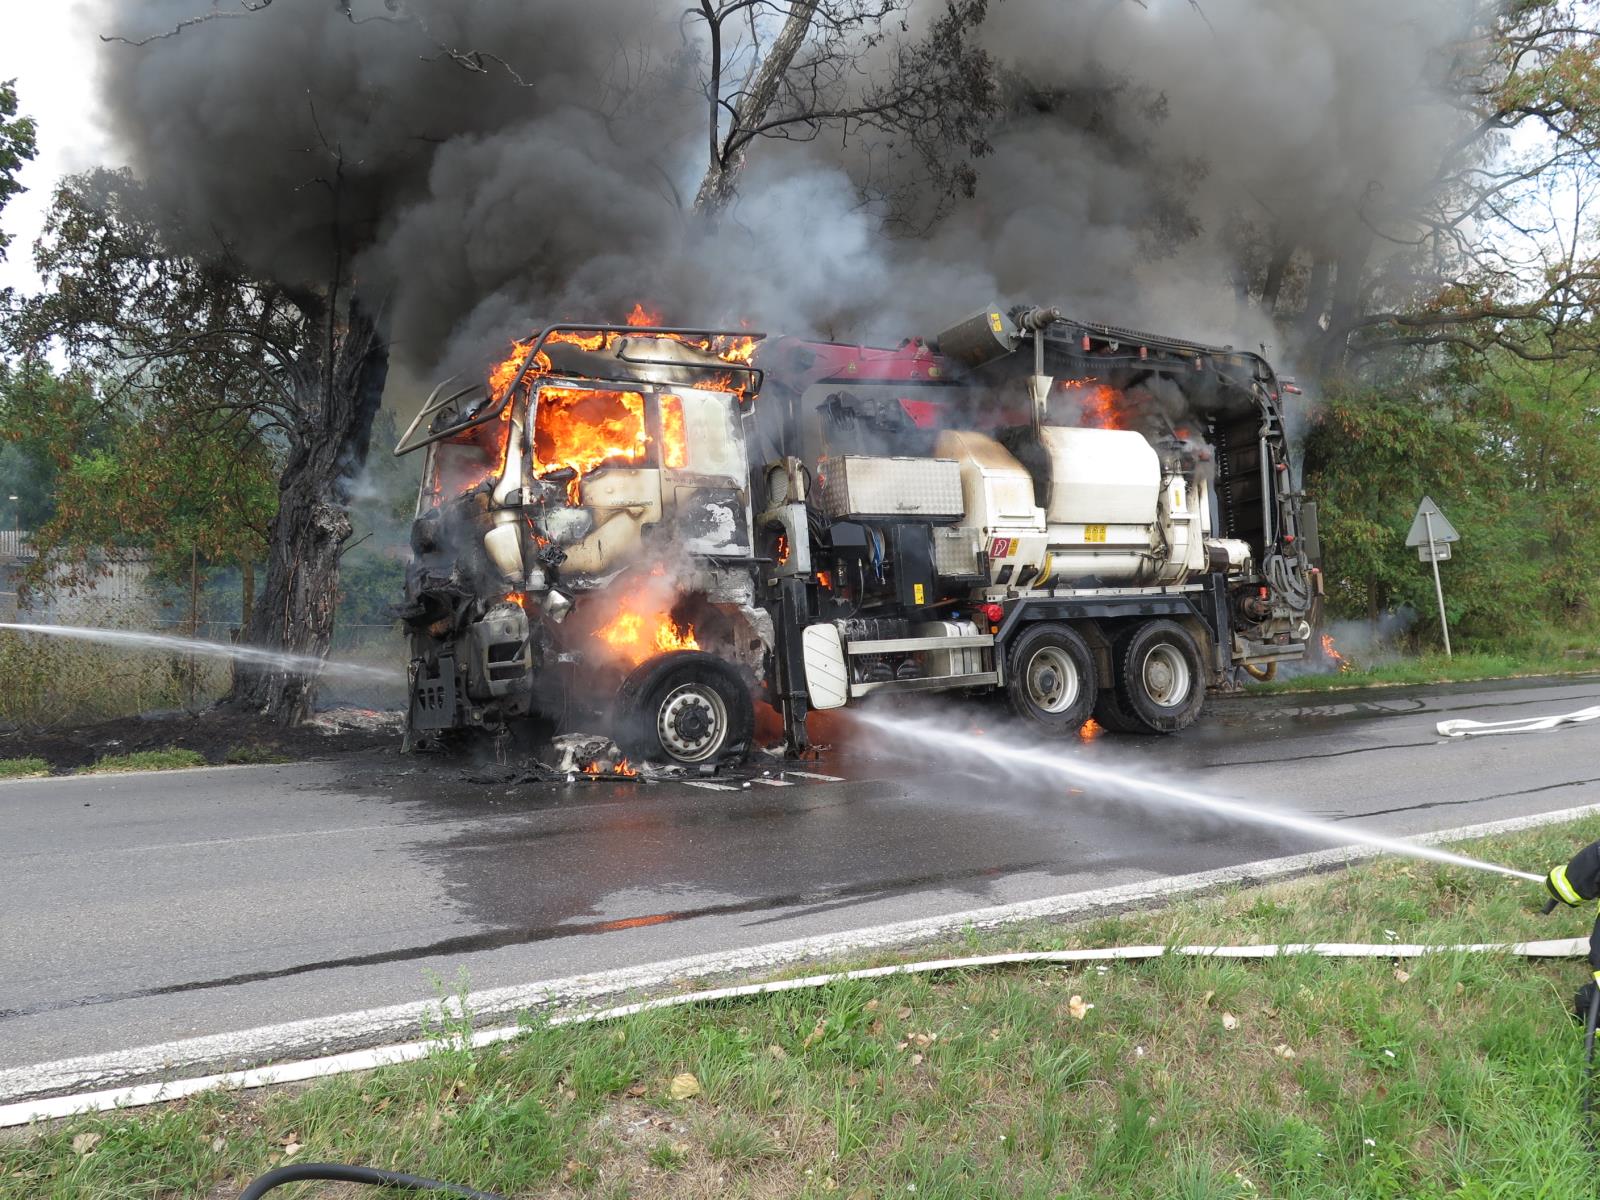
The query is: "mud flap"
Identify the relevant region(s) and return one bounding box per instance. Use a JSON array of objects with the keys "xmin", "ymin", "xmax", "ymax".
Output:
[
  {"xmin": 410, "ymin": 654, "xmax": 458, "ymax": 731},
  {"xmin": 802, "ymin": 624, "xmax": 848, "ymax": 710}
]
